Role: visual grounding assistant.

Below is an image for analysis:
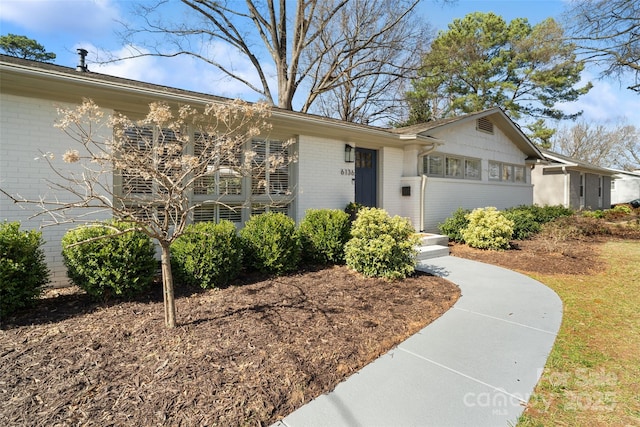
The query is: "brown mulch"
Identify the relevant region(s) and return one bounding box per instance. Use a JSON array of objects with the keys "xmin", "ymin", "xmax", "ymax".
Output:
[
  {"xmin": 450, "ymin": 214, "xmax": 640, "ymax": 276},
  {"xmin": 449, "ymin": 238, "xmax": 604, "ymax": 276},
  {"xmin": 0, "ymin": 266, "xmax": 459, "ymax": 426}
]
